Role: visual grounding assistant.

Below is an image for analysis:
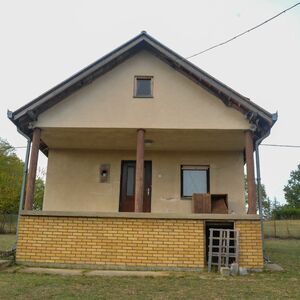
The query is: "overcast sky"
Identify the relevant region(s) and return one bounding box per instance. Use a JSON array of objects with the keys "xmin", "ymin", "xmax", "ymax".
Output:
[{"xmin": 1, "ymin": 0, "xmax": 299, "ymax": 204}]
